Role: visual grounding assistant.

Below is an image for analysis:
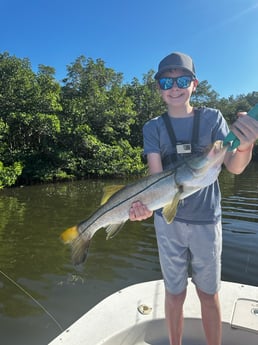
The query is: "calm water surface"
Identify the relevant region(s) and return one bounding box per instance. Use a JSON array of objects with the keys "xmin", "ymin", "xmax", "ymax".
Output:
[{"xmin": 0, "ymin": 163, "xmax": 258, "ymax": 345}]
